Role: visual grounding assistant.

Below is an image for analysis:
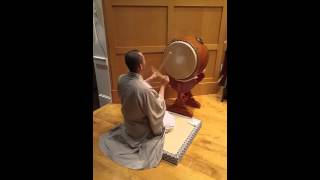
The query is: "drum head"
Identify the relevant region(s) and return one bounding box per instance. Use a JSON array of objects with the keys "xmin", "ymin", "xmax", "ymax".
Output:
[{"xmin": 163, "ymin": 41, "xmax": 197, "ymax": 80}]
